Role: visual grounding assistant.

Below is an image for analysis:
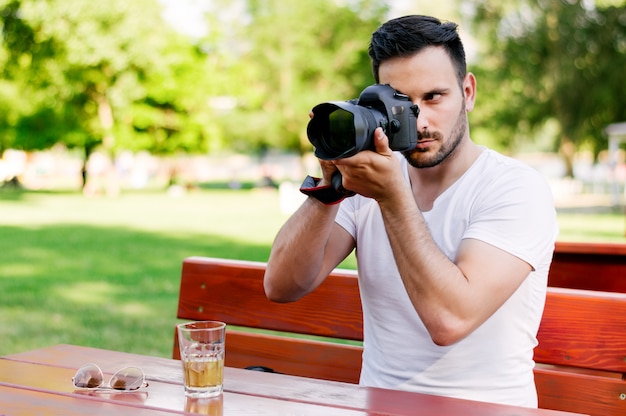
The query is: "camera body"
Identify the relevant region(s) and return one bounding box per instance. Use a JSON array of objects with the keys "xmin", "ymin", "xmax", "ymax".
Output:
[{"xmin": 307, "ymin": 84, "xmax": 419, "ymax": 160}]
